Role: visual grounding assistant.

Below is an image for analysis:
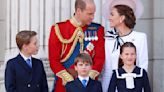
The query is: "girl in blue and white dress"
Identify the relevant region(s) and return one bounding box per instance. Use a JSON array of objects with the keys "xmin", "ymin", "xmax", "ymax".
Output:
[
  {"xmin": 108, "ymin": 42, "xmax": 151, "ymax": 92},
  {"xmin": 101, "ymin": 0, "xmax": 148, "ymax": 92}
]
